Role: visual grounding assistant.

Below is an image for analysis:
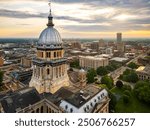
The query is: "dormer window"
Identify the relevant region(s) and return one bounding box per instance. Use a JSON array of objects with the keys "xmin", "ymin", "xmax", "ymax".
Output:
[
  {"xmin": 70, "ymin": 108, "xmax": 73, "ymax": 113},
  {"xmin": 65, "ymin": 105, "xmax": 68, "ymax": 110},
  {"xmin": 90, "ymin": 103, "xmax": 93, "ymax": 107}
]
